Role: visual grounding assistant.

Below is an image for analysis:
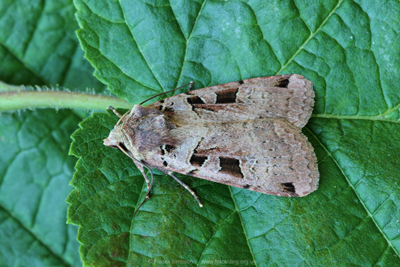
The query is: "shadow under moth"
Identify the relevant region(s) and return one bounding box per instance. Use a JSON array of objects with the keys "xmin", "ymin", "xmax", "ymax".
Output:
[{"xmin": 104, "ymin": 74, "xmax": 319, "ymax": 209}]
